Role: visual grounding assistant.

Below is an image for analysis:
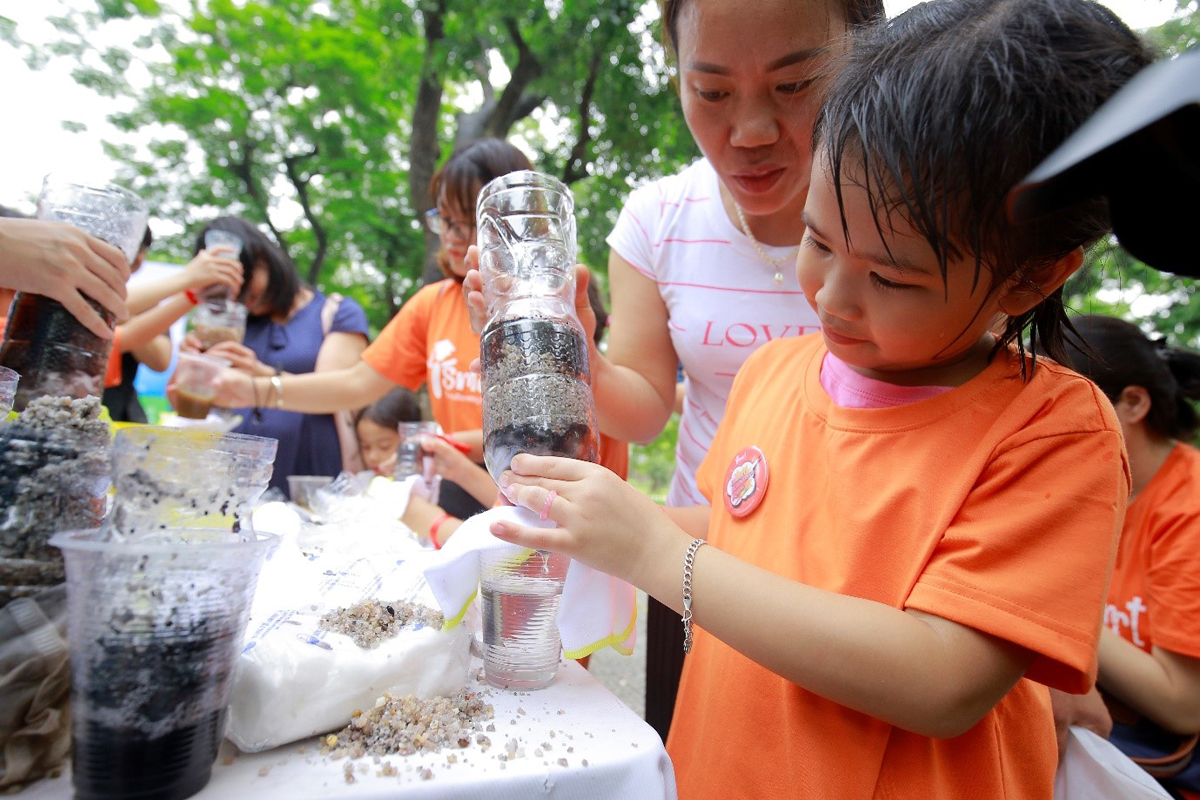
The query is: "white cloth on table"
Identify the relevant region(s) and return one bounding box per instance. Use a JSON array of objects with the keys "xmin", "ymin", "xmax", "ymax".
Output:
[
  {"xmin": 423, "ymin": 506, "xmax": 637, "ymax": 659},
  {"xmin": 1054, "ymin": 726, "xmax": 1172, "ymax": 800}
]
